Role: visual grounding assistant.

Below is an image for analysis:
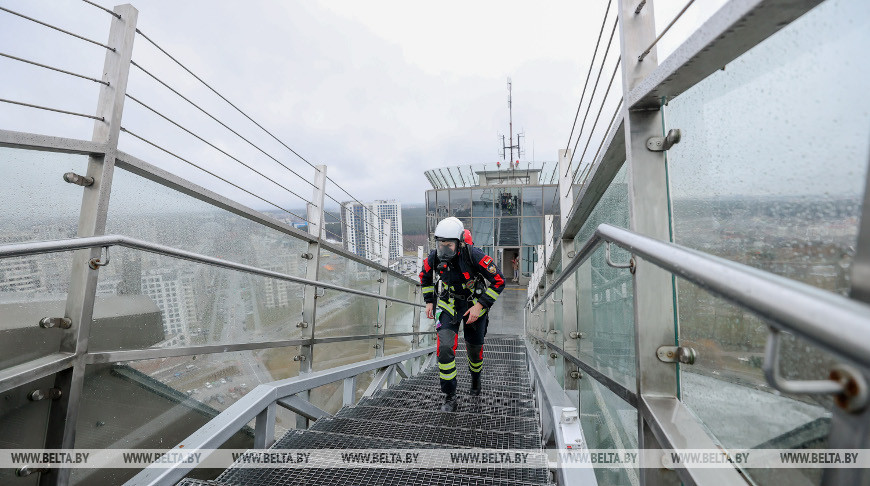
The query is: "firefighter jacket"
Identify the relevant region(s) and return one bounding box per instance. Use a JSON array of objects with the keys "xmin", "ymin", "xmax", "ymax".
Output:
[{"xmin": 419, "ymin": 245, "xmax": 506, "ymax": 311}]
